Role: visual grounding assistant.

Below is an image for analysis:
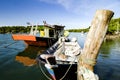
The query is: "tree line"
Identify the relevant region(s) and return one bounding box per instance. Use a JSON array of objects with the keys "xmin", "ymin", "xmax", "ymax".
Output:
[
  {"xmin": 67, "ymin": 17, "xmax": 120, "ymax": 34},
  {"xmin": 107, "ymin": 17, "xmax": 120, "ymax": 34},
  {"xmin": 0, "ymin": 25, "xmax": 44, "ymax": 34},
  {"xmin": 0, "ymin": 18, "xmax": 120, "ymax": 34},
  {"xmin": 67, "ymin": 27, "xmax": 90, "ymax": 33}
]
